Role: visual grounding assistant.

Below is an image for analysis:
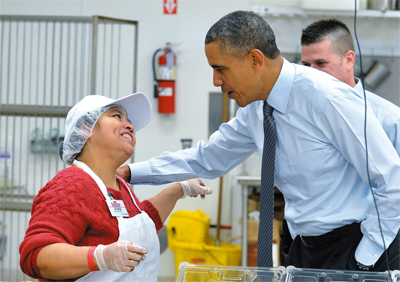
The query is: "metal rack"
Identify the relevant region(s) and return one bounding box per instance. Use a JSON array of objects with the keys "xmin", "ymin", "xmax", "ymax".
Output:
[{"xmin": 250, "ymin": 6, "xmax": 400, "ymax": 19}]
